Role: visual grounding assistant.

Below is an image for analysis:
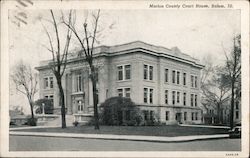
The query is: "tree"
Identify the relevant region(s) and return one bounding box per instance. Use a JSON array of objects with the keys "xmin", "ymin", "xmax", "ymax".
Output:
[
  {"xmin": 41, "ymin": 10, "xmax": 73, "ymax": 128},
  {"xmin": 11, "ymin": 61, "xmax": 38, "ymax": 125},
  {"xmin": 62, "ymin": 10, "xmax": 107, "ymax": 129},
  {"xmin": 100, "ymin": 97, "xmax": 142, "ymax": 126},
  {"xmin": 35, "ymin": 98, "xmax": 54, "ymax": 114},
  {"xmin": 201, "ymin": 66, "xmax": 231, "ymax": 124},
  {"xmin": 224, "ymin": 35, "xmax": 241, "ymax": 129}
]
